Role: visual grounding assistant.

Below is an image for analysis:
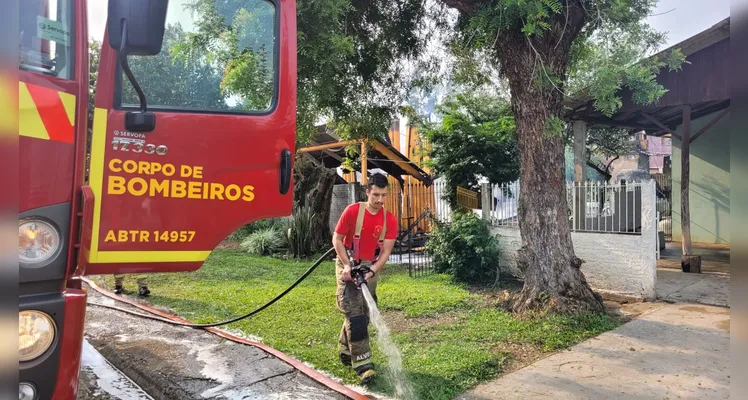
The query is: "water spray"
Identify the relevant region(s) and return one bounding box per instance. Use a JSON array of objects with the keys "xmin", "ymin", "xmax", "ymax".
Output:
[{"xmin": 344, "ymin": 248, "xmax": 416, "ymax": 399}]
